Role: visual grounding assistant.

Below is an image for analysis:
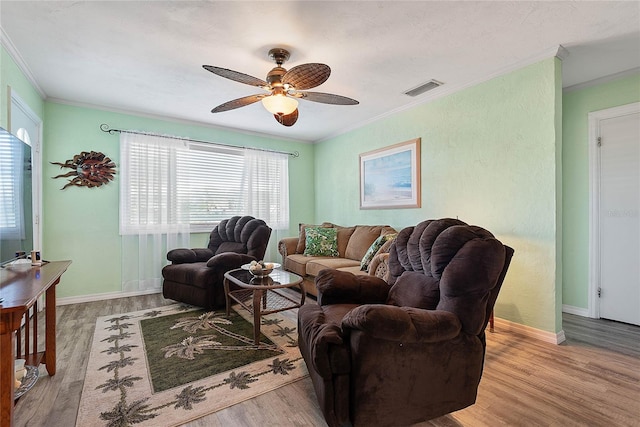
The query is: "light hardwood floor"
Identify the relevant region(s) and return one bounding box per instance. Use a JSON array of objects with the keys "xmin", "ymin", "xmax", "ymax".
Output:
[{"xmin": 13, "ymin": 293, "xmax": 640, "ymax": 427}]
